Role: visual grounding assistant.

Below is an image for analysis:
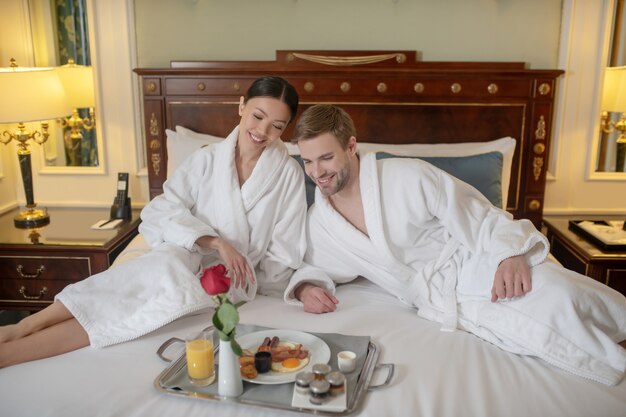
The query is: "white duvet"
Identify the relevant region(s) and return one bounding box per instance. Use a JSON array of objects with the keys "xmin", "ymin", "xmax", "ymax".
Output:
[{"xmin": 1, "ymin": 278, "xmax": 625, "ymax": 417}]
